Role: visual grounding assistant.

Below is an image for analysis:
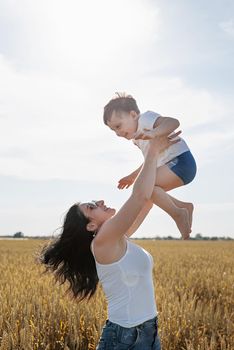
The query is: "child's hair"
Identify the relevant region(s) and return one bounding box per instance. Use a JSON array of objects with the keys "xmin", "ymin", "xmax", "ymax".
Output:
[{"xmin": 103, "ymin": 92, "xmax": 140, "ymax": 125}]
